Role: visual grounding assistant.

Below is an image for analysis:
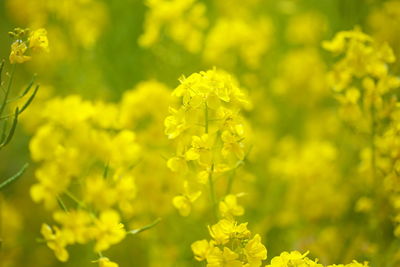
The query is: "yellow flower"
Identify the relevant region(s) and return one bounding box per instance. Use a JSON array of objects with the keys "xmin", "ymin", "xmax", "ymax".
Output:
[
  {"xmin": 221, "ymin": 130, "xmax": 245, "ymax": 160},
  {"xmin": 172, "ymin": 195, "xmax": 192, "ymax": 216},
  {"xmin": 139, "ymin": 0, "xmax": 208, "ymax": 53},
  {"xmin": 30, "ymin": 163, "xmax": 70, "ymax": 210},
  {"xmin": 355, "ymin": 197, "xmax": 373, "ymax": 213},
  {"xmin": 204, "ymin": 17, "xmax": 272, "ymax": 69},
  {"xmin": 110, "ymin": 130, "xmax": 140, "ymax": 168},
  {"xmin": 191, "ymin": 239, "xmax": 213, "ymax": 261},
  {"xmin": 208, "ymin": 219, "xmax": 250, "ymax": 245},
  {"xmin": 164, "ymin": 107, "xmax": 188, "ymax": 139},
  {"xmin": 53, "ymin": 210, "xmax": 92, "ymax": 244},
  {"xmin": 84, "ymin": 175, "xmax": 117, "ymax": 210},
  {"xmin": 266, "ymin": 251, "xmax": 321, "ymax": 267},
  {"xmin": 91, "ymin": 210, "xmax": 126, "ymax": 252},
  {"xmin": 219, "ymin": 194, "xmax": 244, "ymax": 218},
  {"xmin": 97, "ymin": 257, "xmax": 119, "ymax": 267},
  {"xmin": 326, "ymin": 261, "xmax": 369, "ymax": 267},
  {"xmin": 172, "ymin": 182, "xmax": 202, "ymax": 216},
  {"xmin": 114, "ymin": 173, "xmax": 137, "ymax": 215},
  {"xmin": 206, "ymin": 247, "xmax": 243, "ymax": 267},
  {"xmin": 167, "ymin": 156, "xmax": 188, "ymax": 173},
  {"xmin": 286, "ymin": 12, "xmax": 327, "ymax": 45},
  {"xmin": 41, "ymin": 224, "xmax": 69, "ymax": 262},
  {"xmin": 29, "ymin": 28, "xmax": 49, "ymax": 53},
  {"xmin": 192, "ymin": 217, "xmax": 271, "ymax": 266},
  {"xmin": 322, "ymin": 31, "xmax": 348, "ymax": 54},
  {"xmin": 244, "ymin": 234, "xmax": 267, "ymax": 266},
  {"xmin": 9, "ymin": 41, "xmax": 31, "ymax": 64},
  {"xmin": 185, "ymin": 134, "xmax": 213, "ymax": 164}
]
